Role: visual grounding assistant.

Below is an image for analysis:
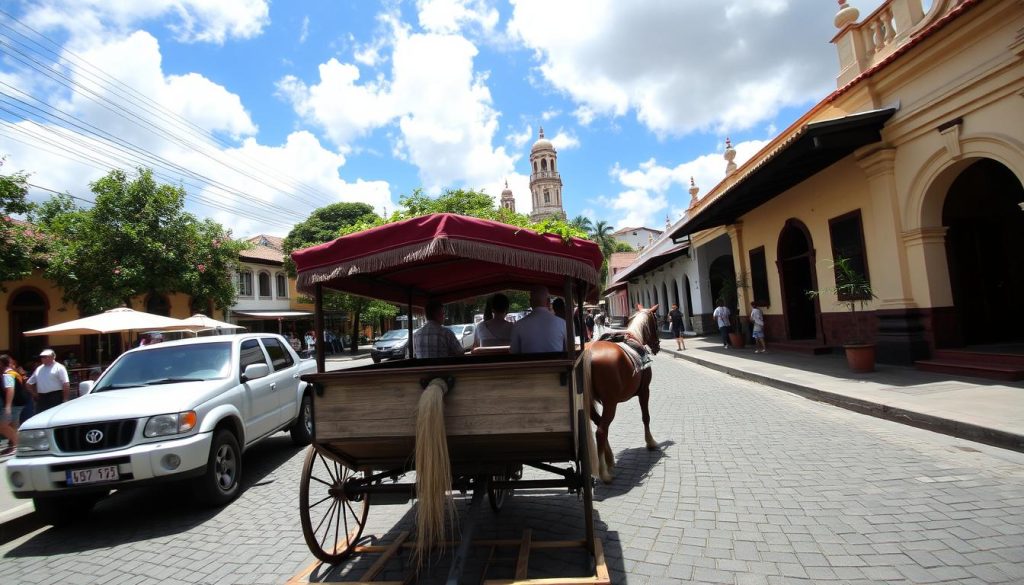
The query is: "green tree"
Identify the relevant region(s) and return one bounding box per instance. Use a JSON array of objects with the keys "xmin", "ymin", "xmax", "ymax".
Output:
[
  {"xmin": 36, "ymin": 168, "xmax": 246, "ymax": 315},
  {"xmin": 613, "ymin": 241, "xmax": 635, "ymax": 253},
  {"xmin": 0, "ymin": 164, "xmax": 41, "ymax": 288},
  {"xmin": 282, "ymin": 202, "xmax": 397, "ymax": 353},
  {"xmin": 570, "ymin": 214, "xmax": 593, "ymax": 234}
]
